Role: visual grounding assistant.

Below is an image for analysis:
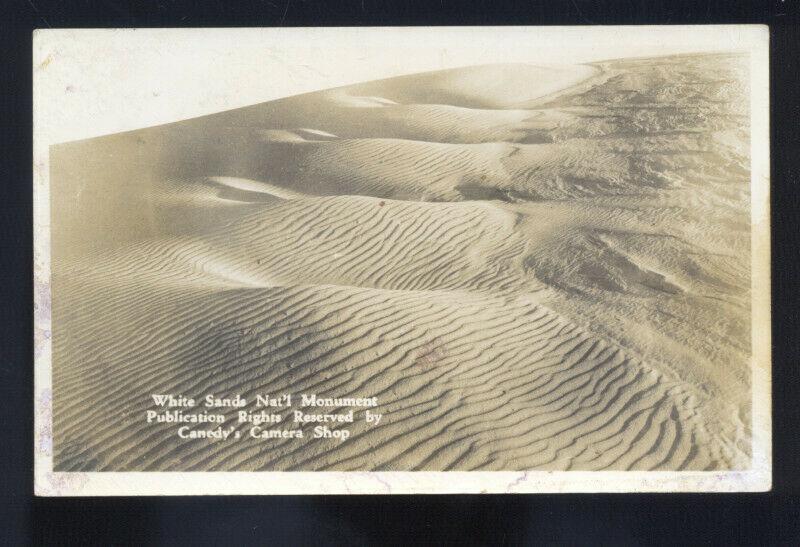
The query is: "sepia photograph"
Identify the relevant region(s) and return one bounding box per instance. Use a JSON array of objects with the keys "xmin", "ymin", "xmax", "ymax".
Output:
[{"xmin": 33, "ymin": 26, "xmax": 770, "ymax": 494}]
